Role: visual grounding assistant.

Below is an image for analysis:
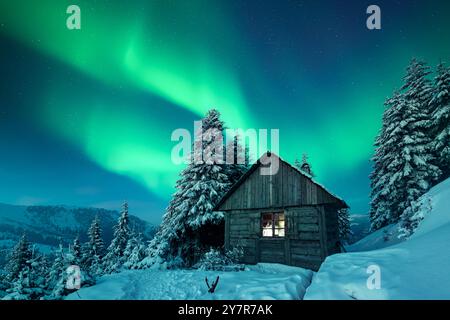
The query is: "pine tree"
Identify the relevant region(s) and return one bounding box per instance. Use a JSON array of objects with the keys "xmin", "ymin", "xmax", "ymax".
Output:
[
  {"xmin": 103, "ymin": 202, "xmax": 131, "ymax": 273},
  {"xmin": 70, "ymin": 236, "xmax": 82, "ymax": 266},
  {"xmin": 430, "ymin": 62, "xmax": 450, "ymax": 180},
  {"xmin": 398, "ymin": 63, "xmax": 450, "ymax": 237},
  {"xmin": 141, "ymin": 109, "xmax": 234, "ymax": 268},
  {"xmin": 337, "ymin": 208, "xmax": 352, "ymax": 241},
  {"xmin": 78, "ymin": 242, "xmax": 97, "ymax": 287},
  {"xmin": 88, "ymin": 216, "xmax": 104, "ymax": 257},
  {"xmin": 224, "ymin": 134, "xmax": 249, "ymax": 185},
  {"xmin": 28, "ymin": 247, "xmax": 49, "ymax": 298},
  {"xmin": 45, "ymin": 243, "xmax": 84, "ymax": 300},
  {"xmin": 395, "ymin": 59, "xmax": 441, "ymax": 233},
  {"xmin": 4, "ymin": 270, "xmax": 29, "ymax": 300},
  {"xmin": 370, "ymin": 59, "xmax": 441, "ymax": 231},
  {"xmin": 294, "ymin": 154, "xmax": 315, "ymax": 177},
  {"xmin": 370, "ymin": 92, "xmax": 404, "ymax": 229},
  {"xmin": 4, "ymin": 238, "xmax": 47, "ymax": 300},
  {"xmin": 300, "ymin": 153, "xmax": 315, "ymax": 177},
  {"xmin": 123, "ymin": 232, "xmax": 146, "ymax": 269},
  {"xmin": 82, "ymin": 216, "xmax": 104, "ymax": 276},
  {"xmin": 5, "ymin": 235, "xmax": 32, "ymax": 283},
  {"xmin": 45, "ymin": 243, "xmax": 69, "ymax": 299},
  {"xmin": 0, "ymin": 273, "xmax": 8, "ymax": 299}
]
